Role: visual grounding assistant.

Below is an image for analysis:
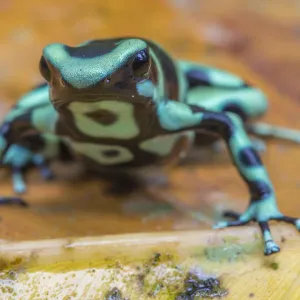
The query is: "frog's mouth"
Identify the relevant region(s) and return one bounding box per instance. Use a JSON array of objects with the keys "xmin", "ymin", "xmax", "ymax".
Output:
[
  {"xmin": 52, "ymin": 93, "xmax": 152, "ymax": 111},
  {"xmin": 51, "ymin": 94, "xmax": 111, "ymax": 110}
]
